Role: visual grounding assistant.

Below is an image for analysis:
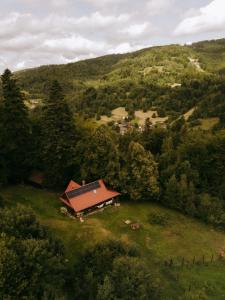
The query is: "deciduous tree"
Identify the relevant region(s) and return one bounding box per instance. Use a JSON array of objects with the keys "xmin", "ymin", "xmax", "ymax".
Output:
[{"xmin": 121, "ymin": 141, "xmax": 159, "ymax": 200}]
